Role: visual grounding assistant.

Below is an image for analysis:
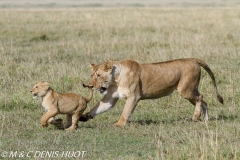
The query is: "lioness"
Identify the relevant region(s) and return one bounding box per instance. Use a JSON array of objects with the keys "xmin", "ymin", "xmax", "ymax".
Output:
[
  {"xmin": 80, "ymin": 58, "xmax": 223, "ymax": 126},
  {"xmin": 30, "ymin": 81, "xmax": 93, "ymax": 130}
]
